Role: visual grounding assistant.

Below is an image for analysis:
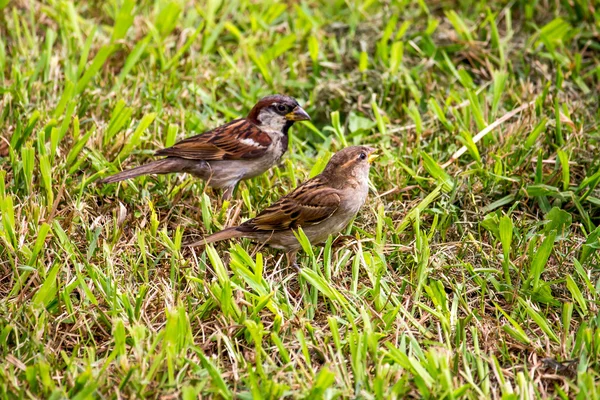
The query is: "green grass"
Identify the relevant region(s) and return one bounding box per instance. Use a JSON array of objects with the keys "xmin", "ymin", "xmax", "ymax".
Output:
[{"xmin": 1, "ymin": 0, "xmax": 600, "ymax": 398}]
